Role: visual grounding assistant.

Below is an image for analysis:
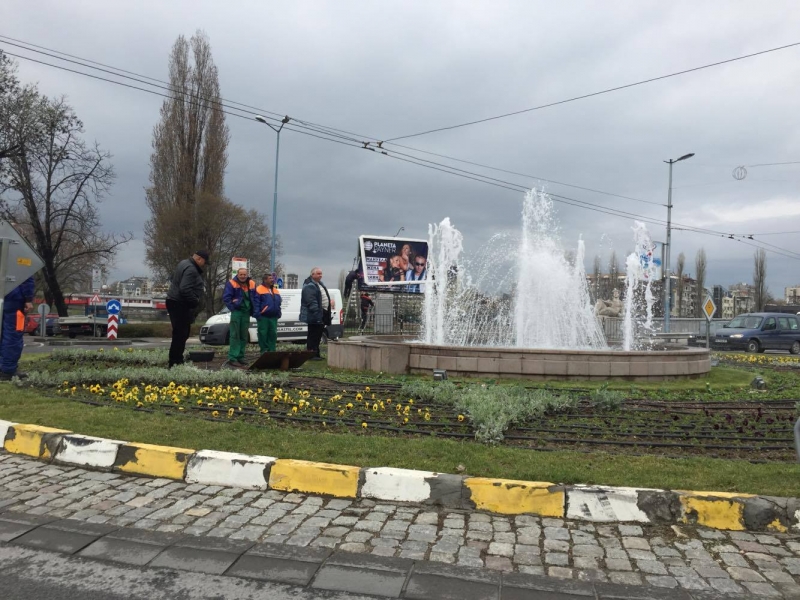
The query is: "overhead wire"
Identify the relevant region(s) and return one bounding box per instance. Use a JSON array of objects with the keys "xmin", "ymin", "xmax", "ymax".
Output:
[
  {"xmin": 3, "ymin": 40, "xmax": 799, "ymax": 262},
  {"xmin": 382, "ymin": 41, "xmax": 800, "ymax": 142},
  {"xmin": 0, "ymin": 34, "xmax": 664, "ymax": 208}
]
